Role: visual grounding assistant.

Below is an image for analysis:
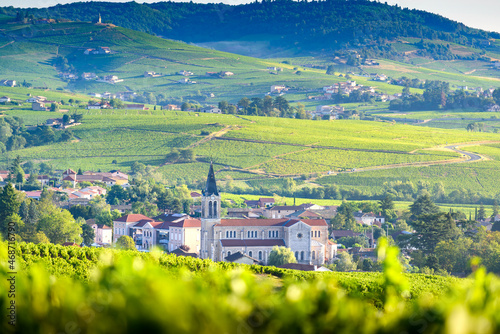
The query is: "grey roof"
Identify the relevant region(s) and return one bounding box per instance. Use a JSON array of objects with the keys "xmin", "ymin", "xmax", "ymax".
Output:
[
  {"xmin": 203, "ymin": 162, "xmax": 219, "ymax": 196},
  {"xmin": 224, "ymin": 251, "xmax": 260, "ymax": 263}
]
